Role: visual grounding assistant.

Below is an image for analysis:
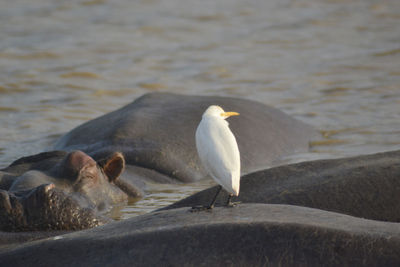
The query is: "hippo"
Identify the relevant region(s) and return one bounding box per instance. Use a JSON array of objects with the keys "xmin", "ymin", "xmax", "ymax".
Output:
[
  {"xmin": 1, "ymin": 150, "xmax": 400, "ymax": 265},
  {"xmin": 0, "ymin": 150, "xmax": 139, "ymax": 231},
  {"xmin": 0, "ymin": 93, "xmax": 317, "ymax": 231},
  {"xmin": 1, "ymin": 204, "xmax": 399, "ymax": 266},
  {"xmin": 162, "ymin": 149, "xmax": 400, "ymax": 222},
  {"xmin": 55, "ymin": 92, "xmax": 317, "ymax": 184}
]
